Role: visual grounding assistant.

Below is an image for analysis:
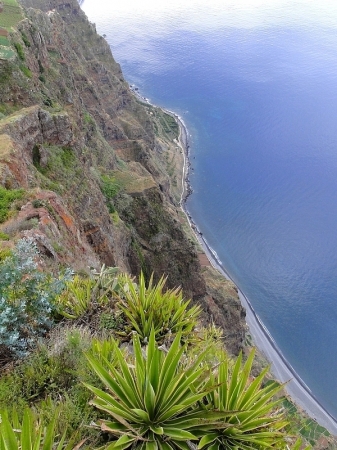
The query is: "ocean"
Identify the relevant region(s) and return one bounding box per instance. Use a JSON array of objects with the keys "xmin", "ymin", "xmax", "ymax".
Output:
[{"xmin": 82, "ymin": 0, "xmax": 337, "ymax": 421}]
